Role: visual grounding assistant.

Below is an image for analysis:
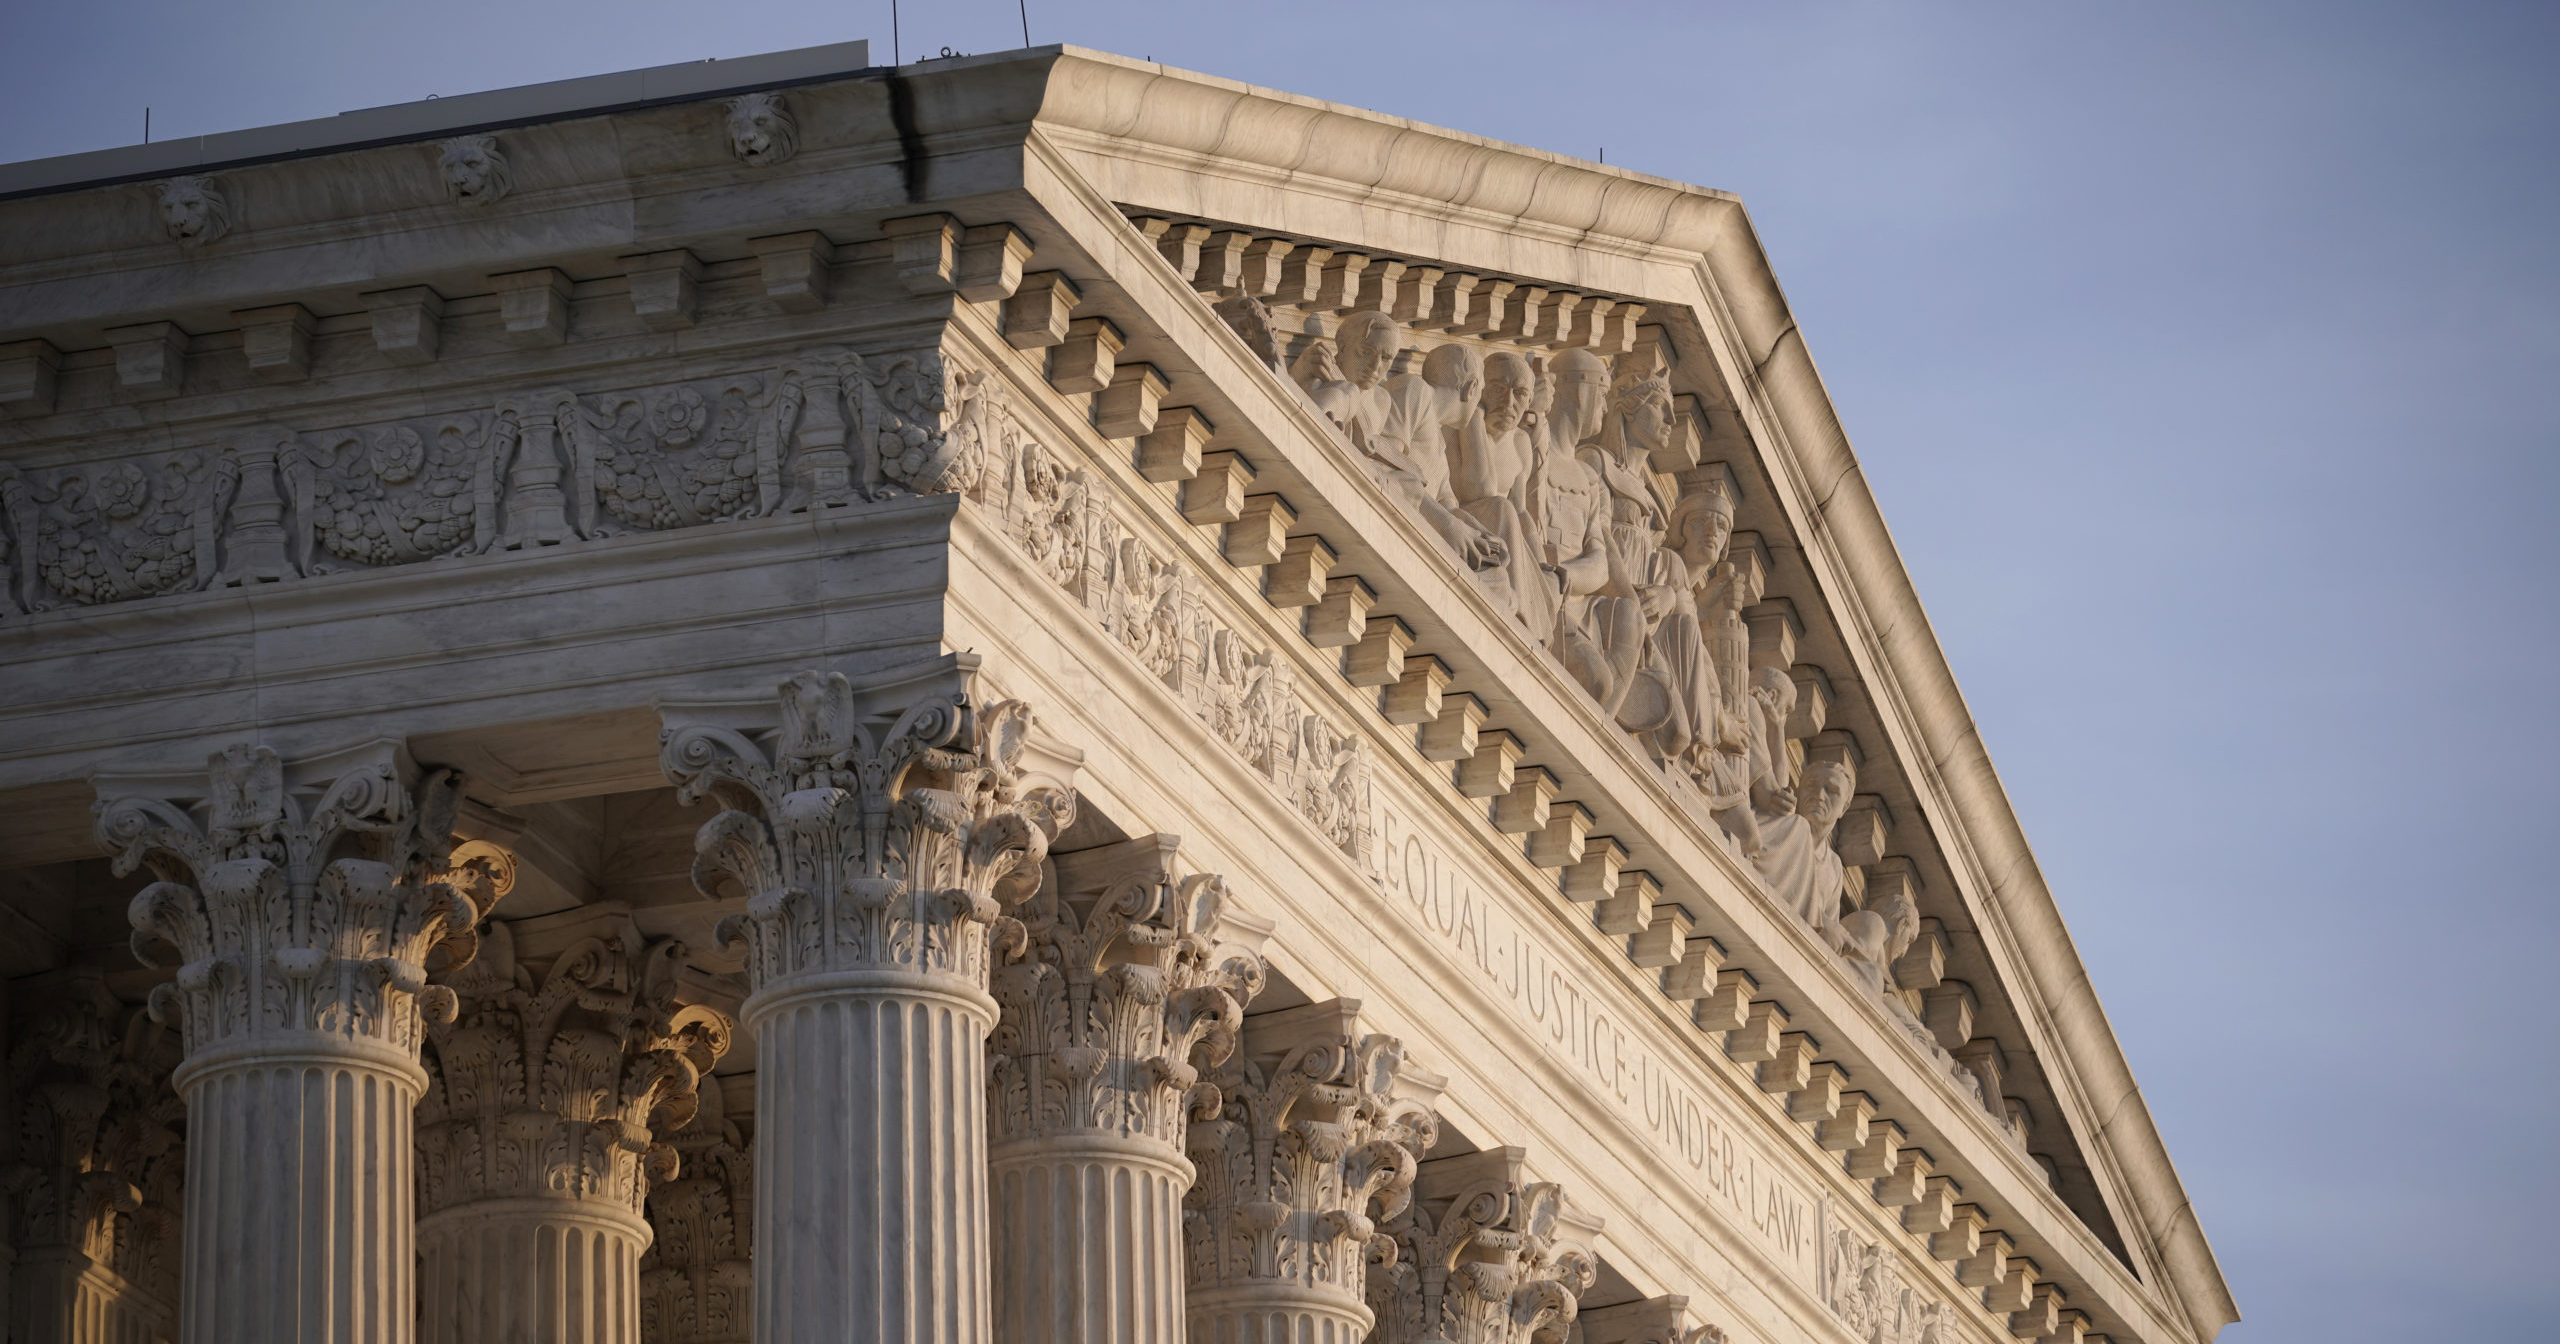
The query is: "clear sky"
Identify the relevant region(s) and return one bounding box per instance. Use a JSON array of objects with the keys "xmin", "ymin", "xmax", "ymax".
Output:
[{"xmin": 5, "ymin": 1, "xmax": 2553, "ymax": 1338}]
